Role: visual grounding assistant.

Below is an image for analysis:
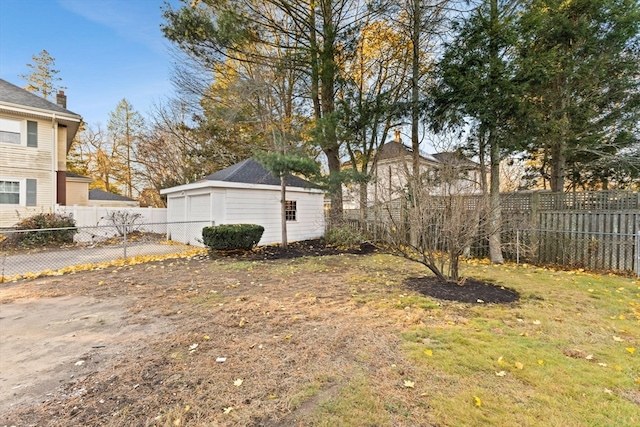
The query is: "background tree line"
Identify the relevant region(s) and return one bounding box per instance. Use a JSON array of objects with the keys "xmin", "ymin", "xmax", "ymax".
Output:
[{"xmin": 23, "ymin": 1, "xmax": 637, "ymax": 217}]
